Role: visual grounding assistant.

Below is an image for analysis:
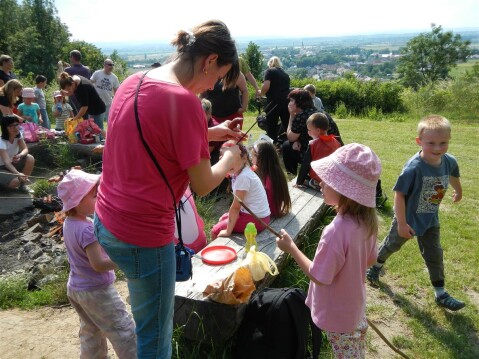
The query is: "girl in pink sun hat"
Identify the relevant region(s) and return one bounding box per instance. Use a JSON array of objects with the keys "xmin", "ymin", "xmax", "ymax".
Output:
[
  {"xmin": 57, "ymin": 169, "xmax": 137, "ymax": 358},
  {"xmin": 276, "ymin": 143, "xmax": 381, "ymax": 358}
]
